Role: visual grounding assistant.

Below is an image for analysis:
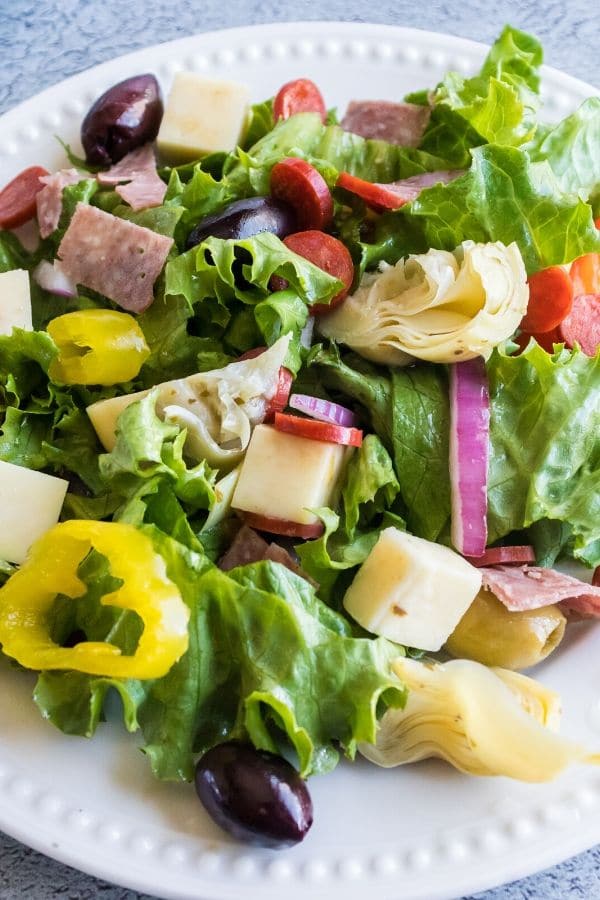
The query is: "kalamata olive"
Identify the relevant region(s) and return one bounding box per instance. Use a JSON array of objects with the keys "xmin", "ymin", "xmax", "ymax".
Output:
[
  {"xmin": 194, "ymin": 741, "xmax": 313, "ymax": 848},
  {"xmin": 81, "ymin": 74, "xmax": 163, "ymax": 166},
  {"xmin": 185, "ymin": 197, "xmax": 297, "ymax": 250}
]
